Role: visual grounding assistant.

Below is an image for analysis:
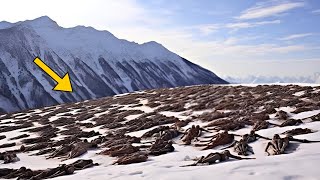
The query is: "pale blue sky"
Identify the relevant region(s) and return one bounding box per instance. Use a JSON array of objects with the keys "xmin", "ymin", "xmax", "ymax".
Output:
[{"xmin": 0, "ymin": 0, "xmax": 319, "ymax": 77}]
